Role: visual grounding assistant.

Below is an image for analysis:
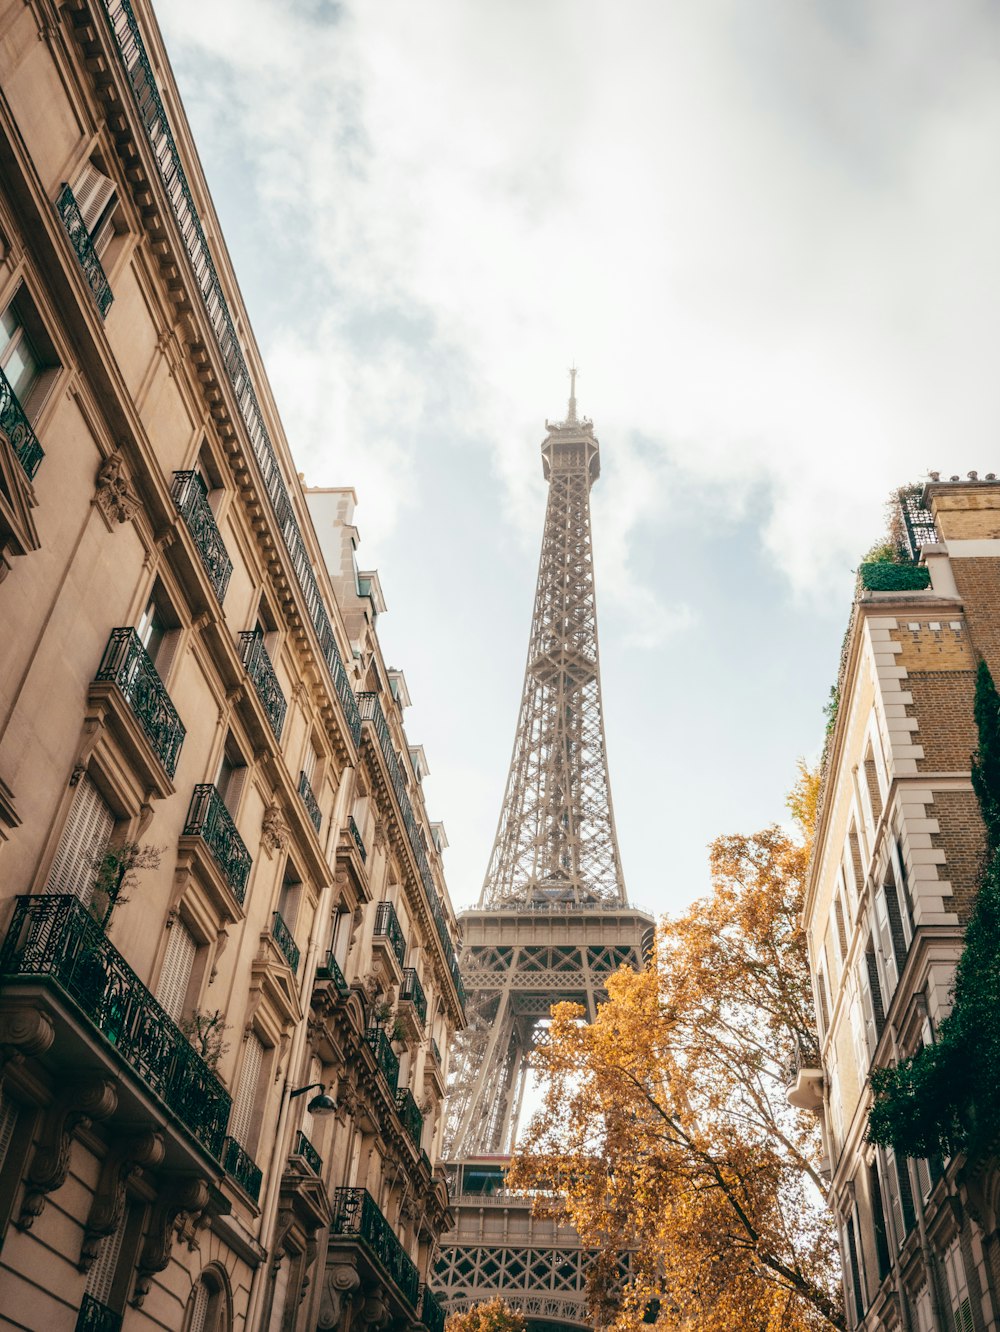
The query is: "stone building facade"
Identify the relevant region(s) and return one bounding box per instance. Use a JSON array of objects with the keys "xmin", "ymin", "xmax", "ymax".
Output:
[
  {"xmin": 0, "ymin": 1, "xmax": 463, "ymax": 1329},
  {"xmin": 801, "ymin": 477, "xmax": 1000, "ymax": 1331}
]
